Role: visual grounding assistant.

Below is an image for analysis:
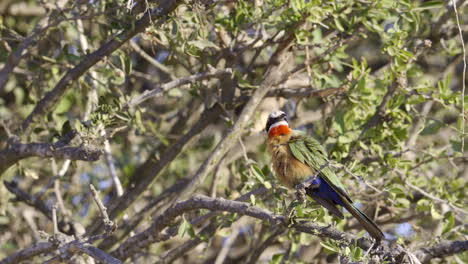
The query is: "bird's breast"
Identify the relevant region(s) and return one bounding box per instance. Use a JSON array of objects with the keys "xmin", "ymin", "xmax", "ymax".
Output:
[{"xmin": 268, "ymin": 143, "xmax": 314, "ymax": 189}]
